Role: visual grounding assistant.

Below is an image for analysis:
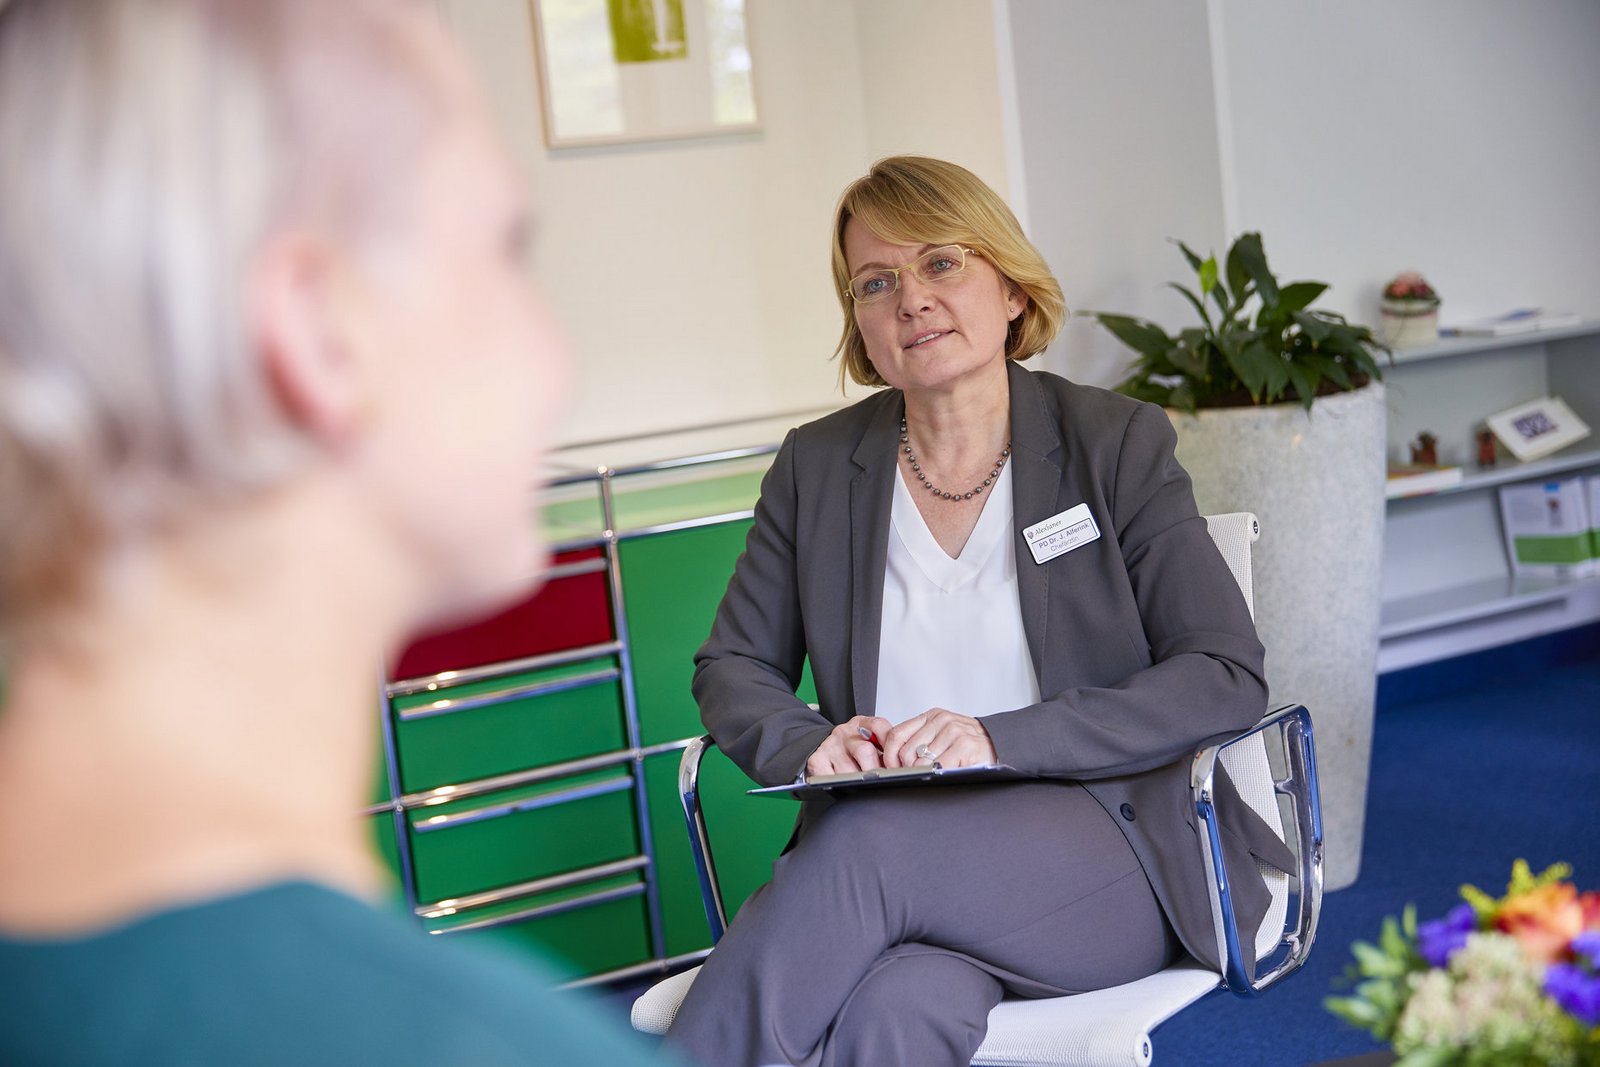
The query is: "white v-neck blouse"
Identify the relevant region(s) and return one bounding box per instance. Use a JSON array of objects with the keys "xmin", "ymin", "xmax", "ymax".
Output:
[{"xmin": 873, "ymin": 463, "xmax": 1041, "ymax": 726}]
